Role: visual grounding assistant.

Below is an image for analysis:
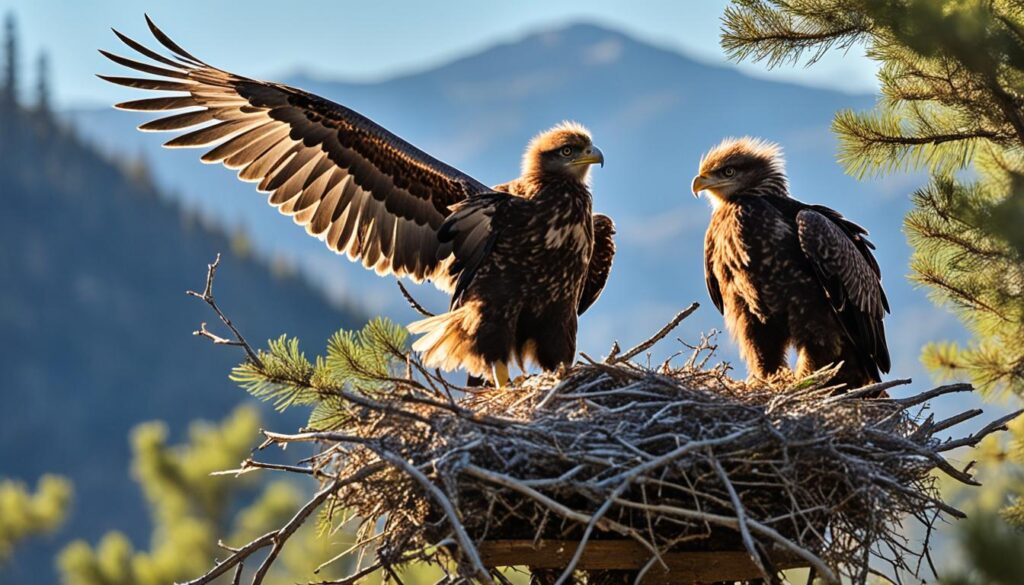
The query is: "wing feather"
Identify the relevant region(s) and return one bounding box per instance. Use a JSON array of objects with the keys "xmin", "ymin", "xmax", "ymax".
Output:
[
  {"xmin": 138, "ymin": 108, "xmax": 218, "ymax": 131},
  {"xmin": 100, "ymin": 18, "xmax": 492, "ymax": 289},
  {"xmin": 439, "ymin": 194, "xmax": 513, "ymax": 307},
  {"xmin": 796, "ymin": 209, "xmax": 890, "ymax": 375},
  {"xmin": 164, "ymin": 118, "xmax": 255, "ymax": 148},
  {"xmin": 578, "ymin": 213, "xmax": 616, "ymax": 315}
]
